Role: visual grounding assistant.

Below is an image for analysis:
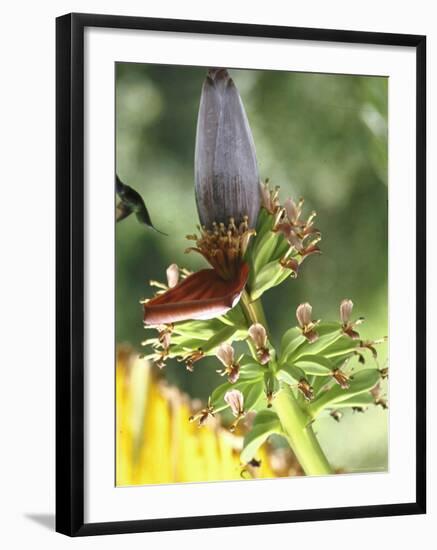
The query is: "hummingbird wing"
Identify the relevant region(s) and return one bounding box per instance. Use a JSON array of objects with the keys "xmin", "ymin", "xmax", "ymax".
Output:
[
  {"xmin": 115, "ymin": 175, "xmax": 167, "ymax": 235},
  {"xmin": 135, "ymin": 207, "xmax": 167, "ymax": 235}
]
